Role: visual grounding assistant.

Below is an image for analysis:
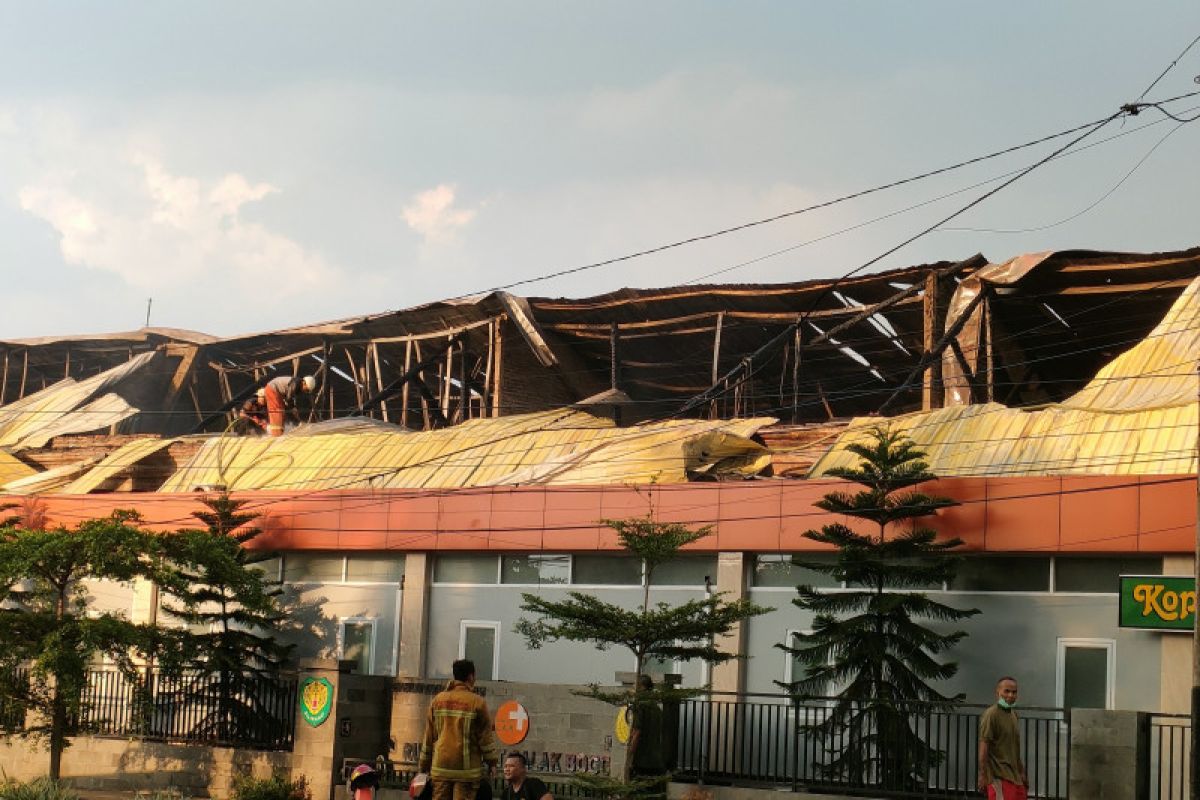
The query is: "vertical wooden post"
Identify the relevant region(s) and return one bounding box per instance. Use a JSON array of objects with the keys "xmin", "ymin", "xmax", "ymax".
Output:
[
  {"xmin": 441, "ymin": 337, "xmax": 453, "ymax": 421},
  {"xmin": 792, "ymin": 323, "xmax": 802, "ymax": 424},
  {"xmin": 63, "ymin": 348, "xmax": 71, "ymax": 380},
  {"xmin": 921, "ymin": 270, "xmax": 945, "ymax": 411},
  {"xmin": 413, "ymin": 341, "xmax": 431, "ymax": 430},
  {"xmin": 19, "ymin": 349, "xmax": 28, "ymax": 399},
  {"xmin": 371, "ymin": 341, "xmax": 390, "ymax": 422},
  {"xmin": 0, "ymin": 349, "xmax": 8, "ymax": 406},
  {"xmin": 983, "ymin": 292, "xmax": 994, "ymax": 403},
  {"xmin": 609, "ymin": 322, "xmax": 620, "ymax": 391},
  {"xmin": 401, "ymin": 339, "xmax": 412, "ymax": 428},
  {"xmin": 344, "ymin": 347, "xmax": 362, "ymax": 409},
  {"xmin": 457, "ymin": 339, "xmax": 467, "ymax": 423},
  {"xmin": 481, "ymin": 321, "xmax": 494, "ymax": 418},
  {"xmin": 710, "ymin": 312, "xmax": 724, "ymax": 419},
  {"xmin": 491, "ymin": 321, "xmax": 504, "ymax": 418}
]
